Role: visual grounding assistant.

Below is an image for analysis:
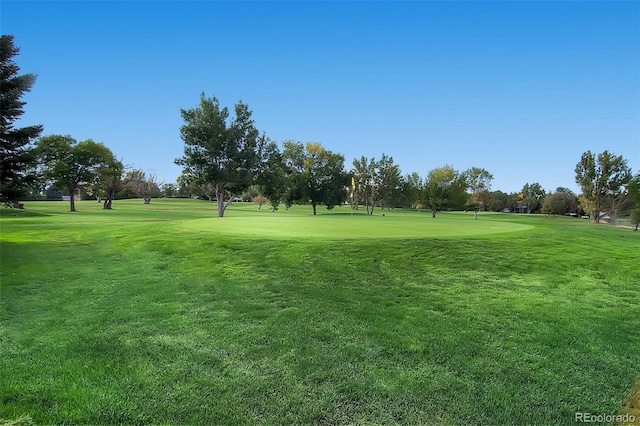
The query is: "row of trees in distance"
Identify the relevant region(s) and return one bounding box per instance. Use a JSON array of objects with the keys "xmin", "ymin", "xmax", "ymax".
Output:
[
  {"xmin": 174, "ymin": 93, "xmax": 640, "ymax": 226},
  {"xmin": 2, "ymin": 35, "xmax": 639, "ymax": 228}
]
